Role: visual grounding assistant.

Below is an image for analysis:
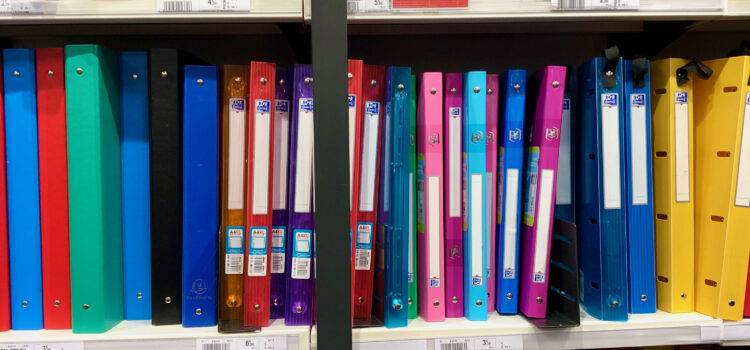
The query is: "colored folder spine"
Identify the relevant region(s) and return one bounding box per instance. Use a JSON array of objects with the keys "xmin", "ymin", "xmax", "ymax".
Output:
[
  {"xmin": 745, "ymin": 259, "xmax": 750, "ymax": 317},
  {"xmin": 36, "ymin": 47, "xmax": 72, "ymax": 329},
  {"xmin": 182, "ymin": 65, "xmax": 219, "ymax": 327},
  {"xmin": 353, "ymin": 64, "xmax": 386, "ymax": 320},
  {"xmin": 348, "ymin": 60, "xmax": 364, "ymax": 321},
  {"xmin": 555, "ymin": 68, "xmax": 575, "ymax": 222},
  {"xmin": 271, "ymin": 68, "xmax": 292, "ymax": 320},
  {"xmin": 408, "ymin": 74, "xmax": 418, "ymax": 319},
  {"xmin": 650, "ymin": 58, "xmax": 699, "ymax": 313},
  {"xmin": 65, "ymin": 44, "xmax": 123, "ymax": 333},
  {"xmin": 623, "ymin": 59, "xmax": 656, "ymax": 314},
  {"xmin": 496, "ymin": 70, "xmax": 527, "ymax": 315},
  {"xmin": 443, "ymin": 73, "xmax": 464, "ymax": 317},
  {"xmin": 244, "ymin": 62, "xmax": 276, "ymax": 327},
  {"xmin": 119, "ymin": 51, "xmax": 151, "ymax": 321},
  {"xmin": 416, "ymin": 72, "xmax": 445, "ymax": 322},
  {"xmin": 0, "ymin": 65, "xmax": 9, "ymax": 332},
  {"xmin": 693, "ymin": 56, "xmax": 750, "ymax": 321},
  {"xmin": 3, "ymin": 48, "xmax": 43, "ymax": 330},
  {"xmin": 285, "ymin": 64, "xmax": 314, "ymax": 326},
  {"xmin": 518, "ymin": 66, "xmax": 566, "ymax": 319},
  {"xmin": 485, "ymin": 74, "xmax": 499, "ymax": 312},
  {"xmin": 218, "ymin": 65, "xmax": 248, "ymax": 331}
]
